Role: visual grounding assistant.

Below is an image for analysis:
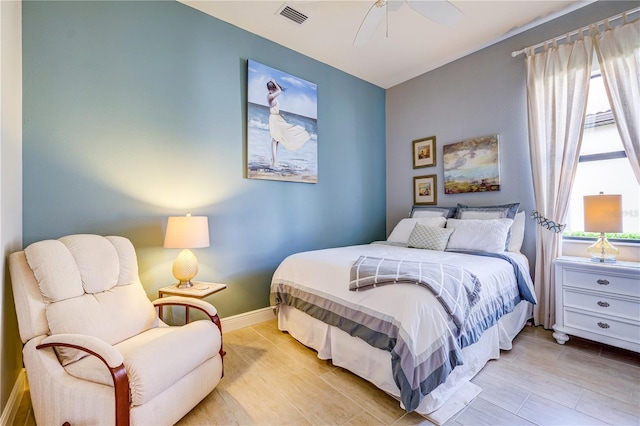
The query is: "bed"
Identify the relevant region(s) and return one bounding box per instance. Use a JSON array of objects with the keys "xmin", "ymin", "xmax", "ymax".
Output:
[{"xmin": 270, "ymin": 204, "xmax": 537, "ymax": 423}]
